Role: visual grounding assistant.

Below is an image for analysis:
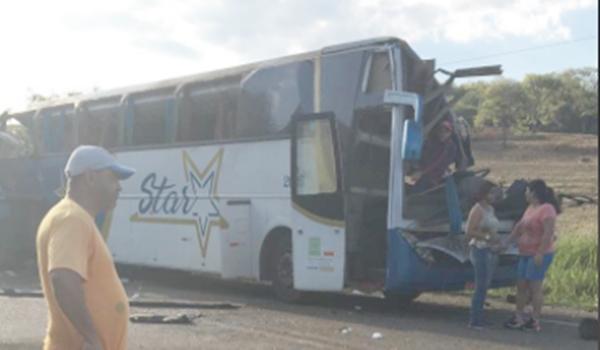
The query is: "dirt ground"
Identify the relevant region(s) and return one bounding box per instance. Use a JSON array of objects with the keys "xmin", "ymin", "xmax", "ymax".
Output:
[
  {"xmin": 472, "ymin": 133, "xmax": 598, "ymax": 239},
  {"xmin": 0, "ymin": 265, "xmax": 597, "ymax": 350},
  {"xmin": 1, "ymin": 133, "xmax": 597, "ymax": 349}
]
